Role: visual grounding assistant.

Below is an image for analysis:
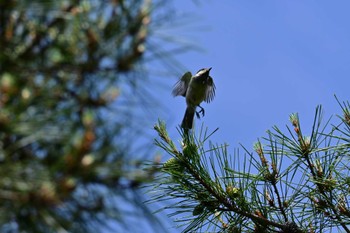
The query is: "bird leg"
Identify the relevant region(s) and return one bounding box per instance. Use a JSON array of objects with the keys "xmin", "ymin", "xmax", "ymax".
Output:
[{"xmin": 195, "ymin": 105, "xmax": 205, "ymax": 119}]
